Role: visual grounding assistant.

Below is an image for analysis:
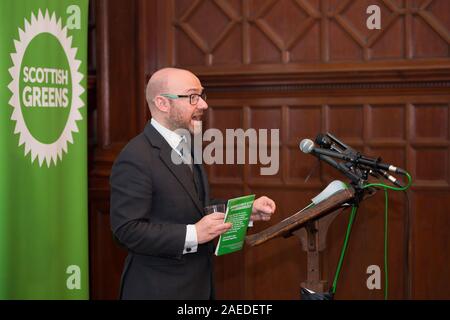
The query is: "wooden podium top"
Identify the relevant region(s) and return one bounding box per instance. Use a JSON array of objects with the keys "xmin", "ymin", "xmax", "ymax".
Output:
[{"xmin": 245, "ymin": 188, "xmax": 356, "ymax": 247}]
